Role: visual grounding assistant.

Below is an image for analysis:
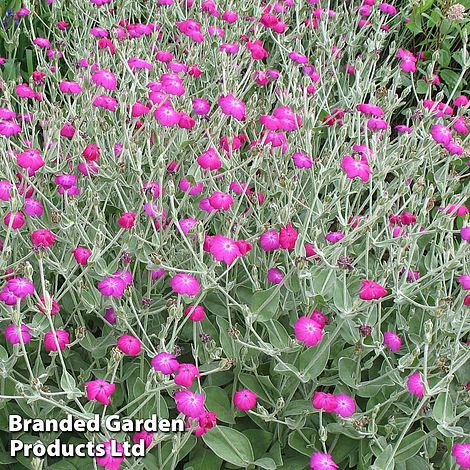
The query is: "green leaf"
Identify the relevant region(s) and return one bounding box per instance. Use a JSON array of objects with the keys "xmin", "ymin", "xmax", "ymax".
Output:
[
  {"xmin": 255, "ymin": 457, "xmax": 277, "ymax": 469},
  {"xmin": 238, "ymin": 373, "xmax": 280, "ymax": 403},
  {"xmin": 202, "ymin": 426, "xmax": 254, "ymax": 467},
  {"xmin": 251, "ymin": 287, "xmax": 281, "ymax": 322},
  {"xmin": 204, "ymin": 386, "xmax": 235, "ymax": 424},
  {"xmin": 338, "ymin": 357, "xmax": 358, "ymax": 388},
  {"xmin": 372, "ymin": 444, "xmax": 394, "ymax": 470},
  {"xmin": 60, "ymin": 370, "xmax": 76, "ymax": 392},
  {"xmin": 265, "ymin": 320, "xmax": 292, "ymax": 349},
  {"xmin": 185, "ymin": 447, "xmax": 222, "ymax": 470},
  {"xmin": 395, "ymin": 430, "xmax": 427, "ymax": 462},
  {"xmin": 288, "ymin": 428, "xmax": 318, "ymax": 456},
  {"xmin": 297, "ymin": 340, "xmax": 330, "ymax": 382},
  {"xmin": 433, "ymin": 392, "xmax": 454, "ymax": 425}
]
